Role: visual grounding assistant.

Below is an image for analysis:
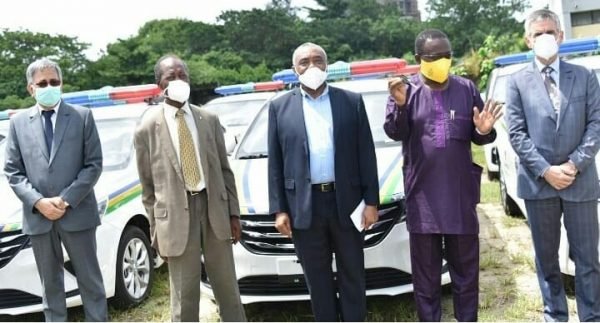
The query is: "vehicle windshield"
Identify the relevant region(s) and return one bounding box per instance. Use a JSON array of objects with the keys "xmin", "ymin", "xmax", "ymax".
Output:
[
  {"xmin": 236, "ymin": 89, "xmax": 398, "ymax": 159},
  {"xmin": 203, "ymin": 99, "xmax": 266, "ymax": 128},
  {"xmin": 96, "ymin": 118, "xmax": 137, "ymax": 171}
]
